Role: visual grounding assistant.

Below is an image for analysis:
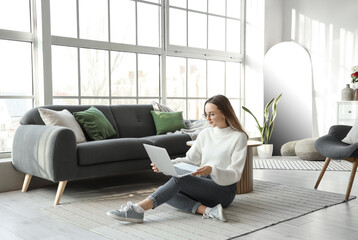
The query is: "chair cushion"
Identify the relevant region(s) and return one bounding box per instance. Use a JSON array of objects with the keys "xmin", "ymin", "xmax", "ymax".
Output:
[
  {"xmin": 151, "ymin": 111, "xmax": 186, "ymax": 135},
  {"xmin": 342, "ymin": 119, "xmax": 358, "ymax": 144},
  {"xmin": 73, "ymin": 106, "xmax": 117, "ymax": 141},
  {"xmin": 38, "ymin": 108, "xmax": 86, "ymax": 143},
  {"xmin": 295, "ymin": 138, "xmax": 325, "ymax": 160},
  {"xmin": 77, "ymin": 138, "xmax": 153, "ymax": 166}
]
